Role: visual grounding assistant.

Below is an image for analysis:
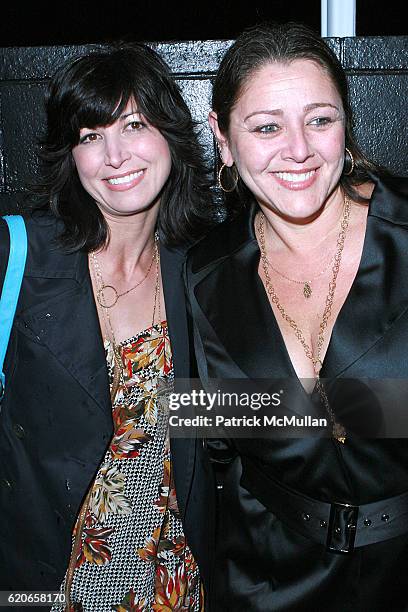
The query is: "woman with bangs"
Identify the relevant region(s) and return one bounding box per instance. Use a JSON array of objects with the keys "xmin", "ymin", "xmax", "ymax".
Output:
[{"xmin": 0, "ymin": 43, "xmax": 213, "ymax": 610}]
